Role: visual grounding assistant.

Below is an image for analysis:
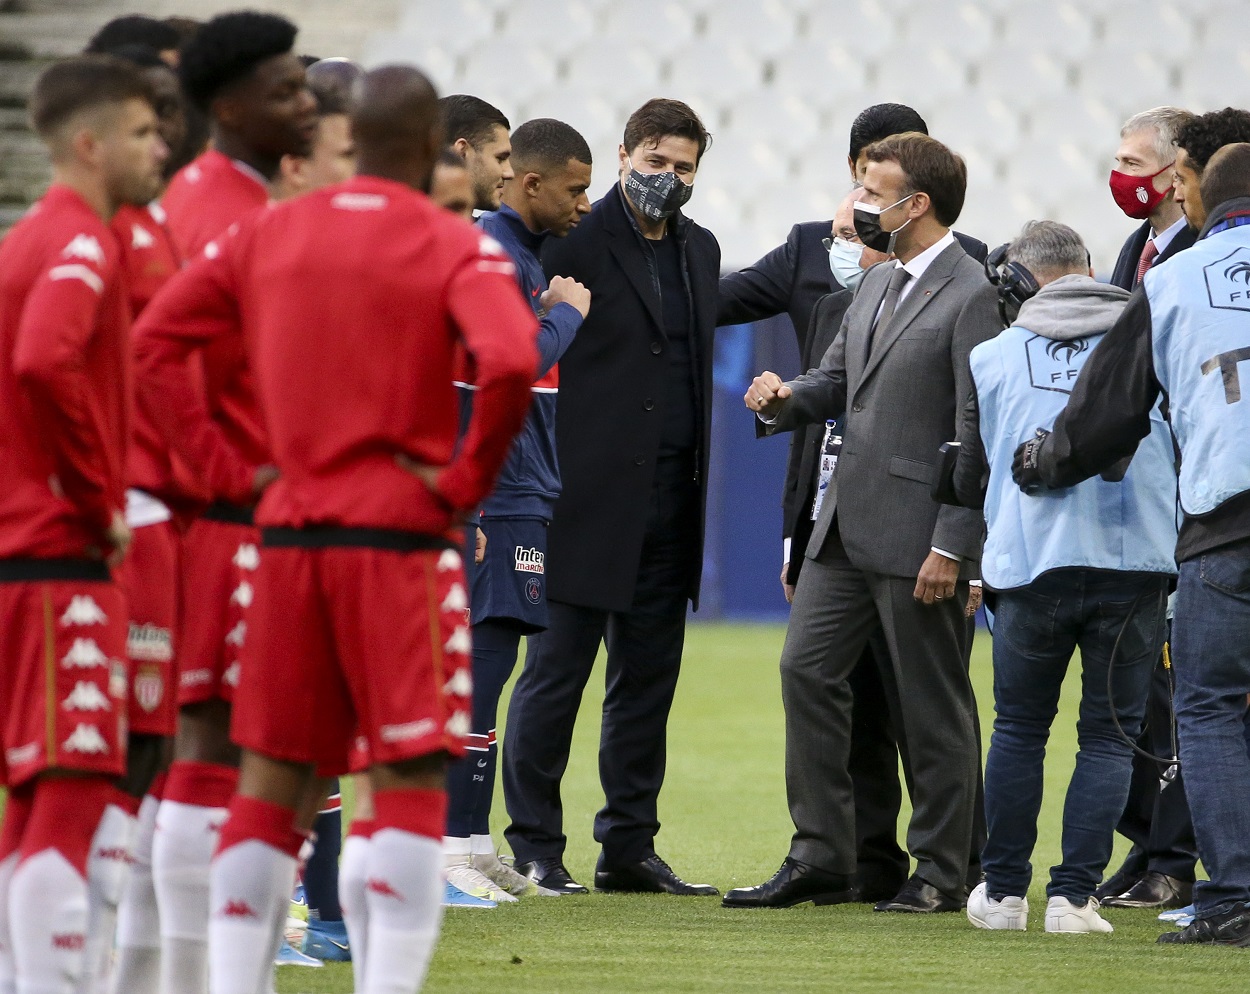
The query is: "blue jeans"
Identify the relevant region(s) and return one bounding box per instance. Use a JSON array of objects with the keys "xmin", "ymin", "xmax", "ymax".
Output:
[
  {"xmin": 983, "ymin": 569, "xmax": 1168, "ymax": 901},
  {"xmin": 1172, "ymin": 538, "xmax": 1250, "ymax": 918}
]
